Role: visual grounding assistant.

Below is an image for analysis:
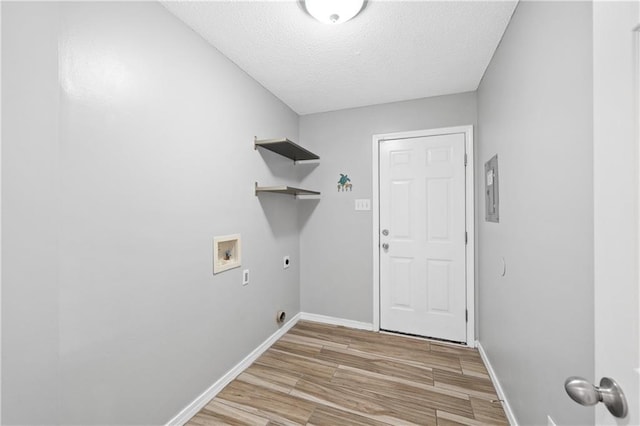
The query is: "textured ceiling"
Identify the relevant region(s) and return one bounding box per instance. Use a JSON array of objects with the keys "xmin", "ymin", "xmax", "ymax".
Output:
[{"xmin": 162, "ymin": 1, "xmax": 518, "ymax": 115}]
